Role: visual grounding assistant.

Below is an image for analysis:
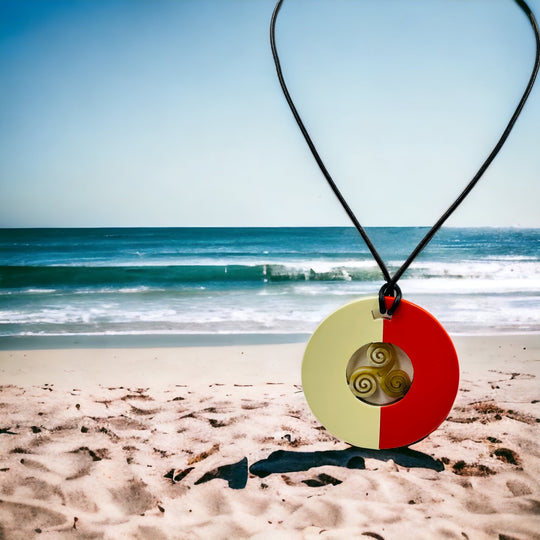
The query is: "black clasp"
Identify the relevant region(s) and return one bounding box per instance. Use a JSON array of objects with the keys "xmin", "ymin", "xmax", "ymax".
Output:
[{"xmin": 378, "ymin": 282, "xmax": 402, "ymax": 318}]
